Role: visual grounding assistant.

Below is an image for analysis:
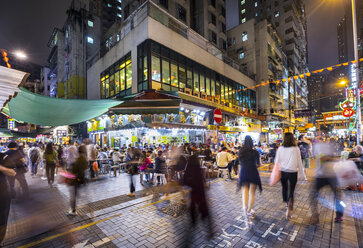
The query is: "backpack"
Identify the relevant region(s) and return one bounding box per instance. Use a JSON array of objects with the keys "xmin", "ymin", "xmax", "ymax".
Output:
[
  {"xmin": 29, "ymin": 148, "xmax": 39, "ymax": 163},
  {"xmin": 299, "ymin": 143, "xmax": 309, "ymax": 159}
]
